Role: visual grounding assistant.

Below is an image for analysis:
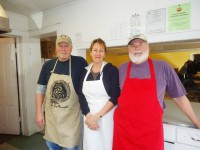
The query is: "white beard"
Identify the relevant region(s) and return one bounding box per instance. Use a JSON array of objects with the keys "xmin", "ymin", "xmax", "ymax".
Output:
[{"xmin": 129, "ymin": 48, "xmax": 149, "ymax": 64}]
